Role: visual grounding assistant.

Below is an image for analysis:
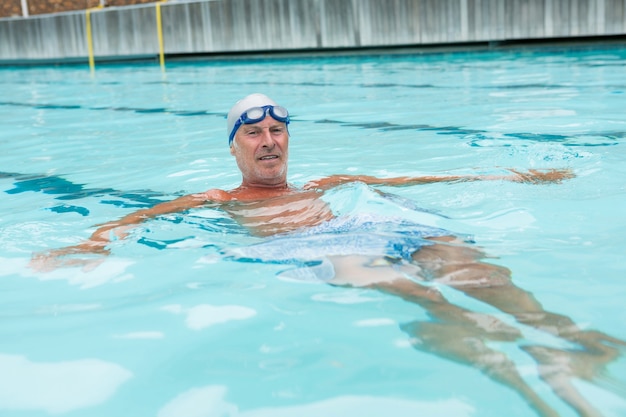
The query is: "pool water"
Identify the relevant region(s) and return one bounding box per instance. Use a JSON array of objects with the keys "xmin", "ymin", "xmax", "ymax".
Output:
[{"xmin": 1, "ymin": 46, "xmax": 626, "ymax": 417}]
